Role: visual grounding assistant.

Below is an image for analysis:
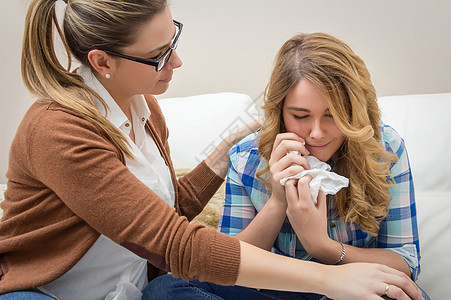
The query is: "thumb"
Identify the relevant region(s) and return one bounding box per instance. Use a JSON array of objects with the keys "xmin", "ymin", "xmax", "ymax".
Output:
[
  {"xmin": 284, "ymin": 179, "xmax": 299, "ymax": 207},
  {"xmin": 317, "ymin": 190, "xmax": 327, "ymax": 211}
]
